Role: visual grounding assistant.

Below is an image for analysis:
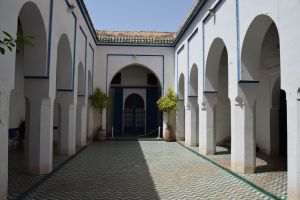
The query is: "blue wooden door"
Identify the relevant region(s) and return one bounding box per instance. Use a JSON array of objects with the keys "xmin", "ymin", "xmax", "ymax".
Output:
[
  {"xmin": 124, "ymin": 94, "xmax": 145, "ymax": 134},
  {"xmin": 114, "ymin": 88, "xmax": 123, "ymax": 136},
  {"xmin": 146, "ymin": 88, "xmax": 158, "ymax": 136}
]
